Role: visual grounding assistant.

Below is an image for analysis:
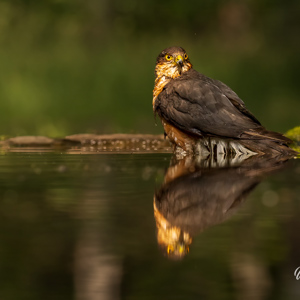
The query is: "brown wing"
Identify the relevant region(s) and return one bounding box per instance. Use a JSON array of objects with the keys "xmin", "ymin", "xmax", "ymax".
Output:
[
  {"xmin": 155, "ymin": 69, "xmax": 262, "ymax": 139},
  {"xmin": 211, "ymin": 78, "xmax": 262, "ymax": 125}
]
